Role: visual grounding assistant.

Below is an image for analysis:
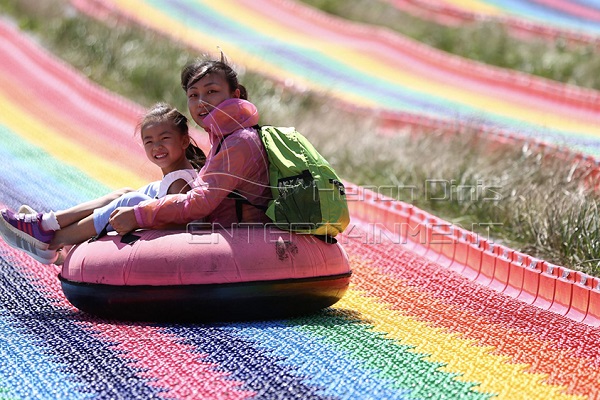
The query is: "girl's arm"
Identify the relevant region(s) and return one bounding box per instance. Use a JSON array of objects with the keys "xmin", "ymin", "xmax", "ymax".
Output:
[{"xmin": 166, "ymin": 179, "xmax": 192, "ymax": 195}]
